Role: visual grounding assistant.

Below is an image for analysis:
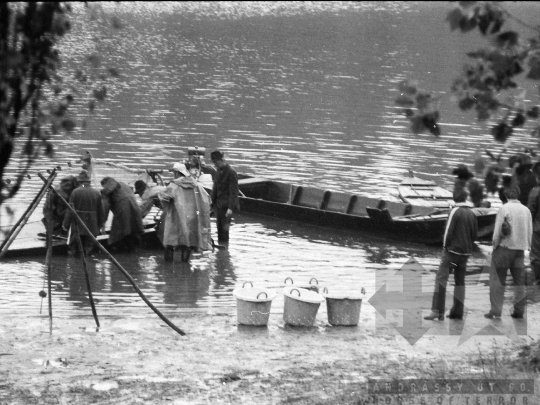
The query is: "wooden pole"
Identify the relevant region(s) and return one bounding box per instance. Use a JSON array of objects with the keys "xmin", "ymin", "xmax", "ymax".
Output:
[
  {"xmin": 0, "ymin": 170, "xmax": 58, "ymax": 257},
  {"xmin": 38, "ymin": 173, "xmax": 186, "ymax": 336},
  {"xmin": 45, "ymin": 189, "xmax": 54, "ymax": 332},
  {"xmin": 74, "ymin": 220, "xmax": 100, "ymax": 328}
]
